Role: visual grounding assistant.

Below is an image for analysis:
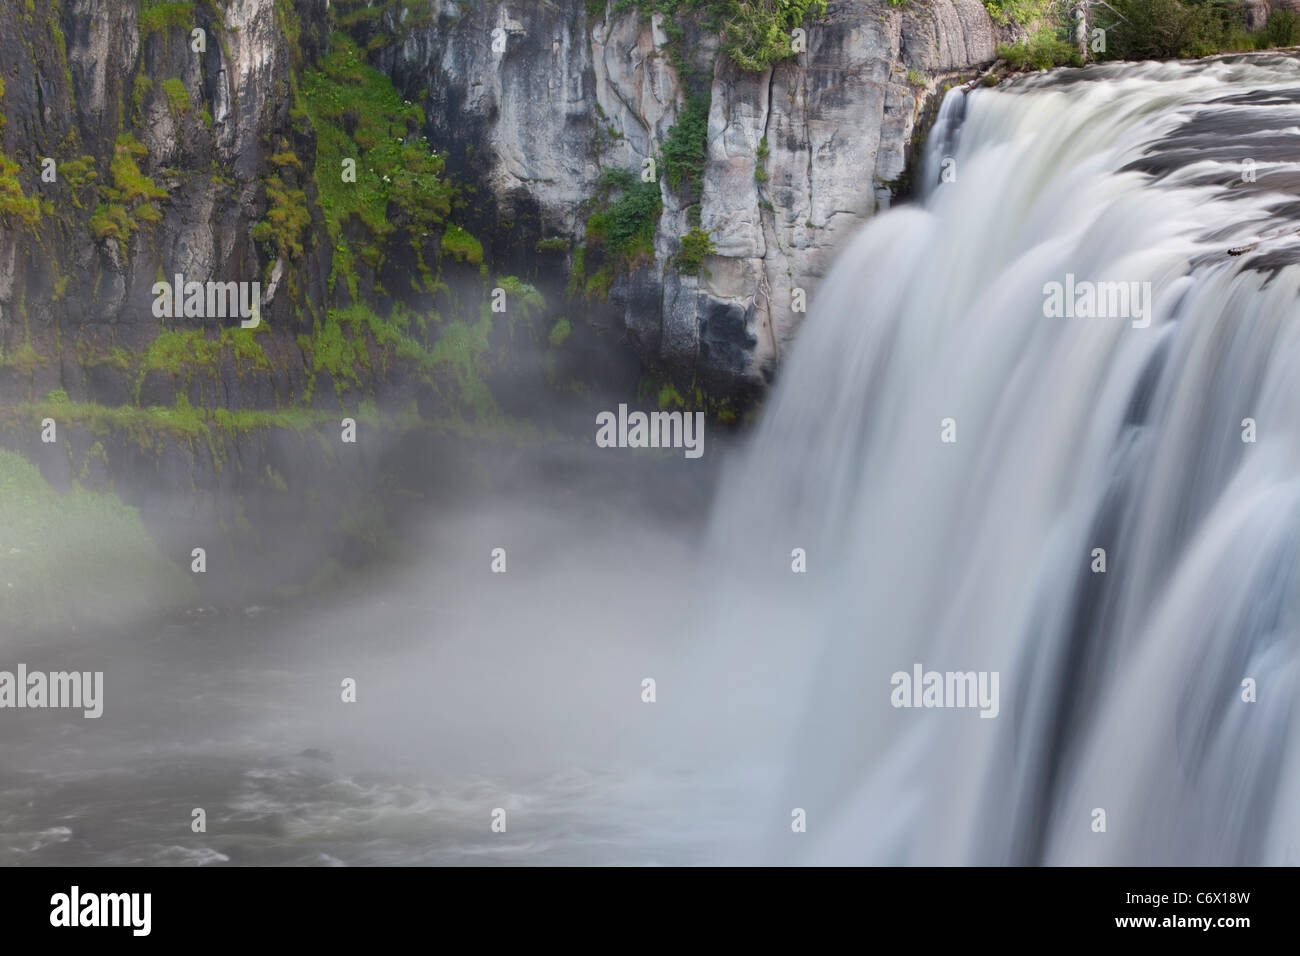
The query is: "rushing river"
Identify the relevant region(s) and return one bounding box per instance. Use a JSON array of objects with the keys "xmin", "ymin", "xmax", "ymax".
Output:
[{"xmin": 5, "ymin": 54, "xmax": 1300, "ymax": 865}]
